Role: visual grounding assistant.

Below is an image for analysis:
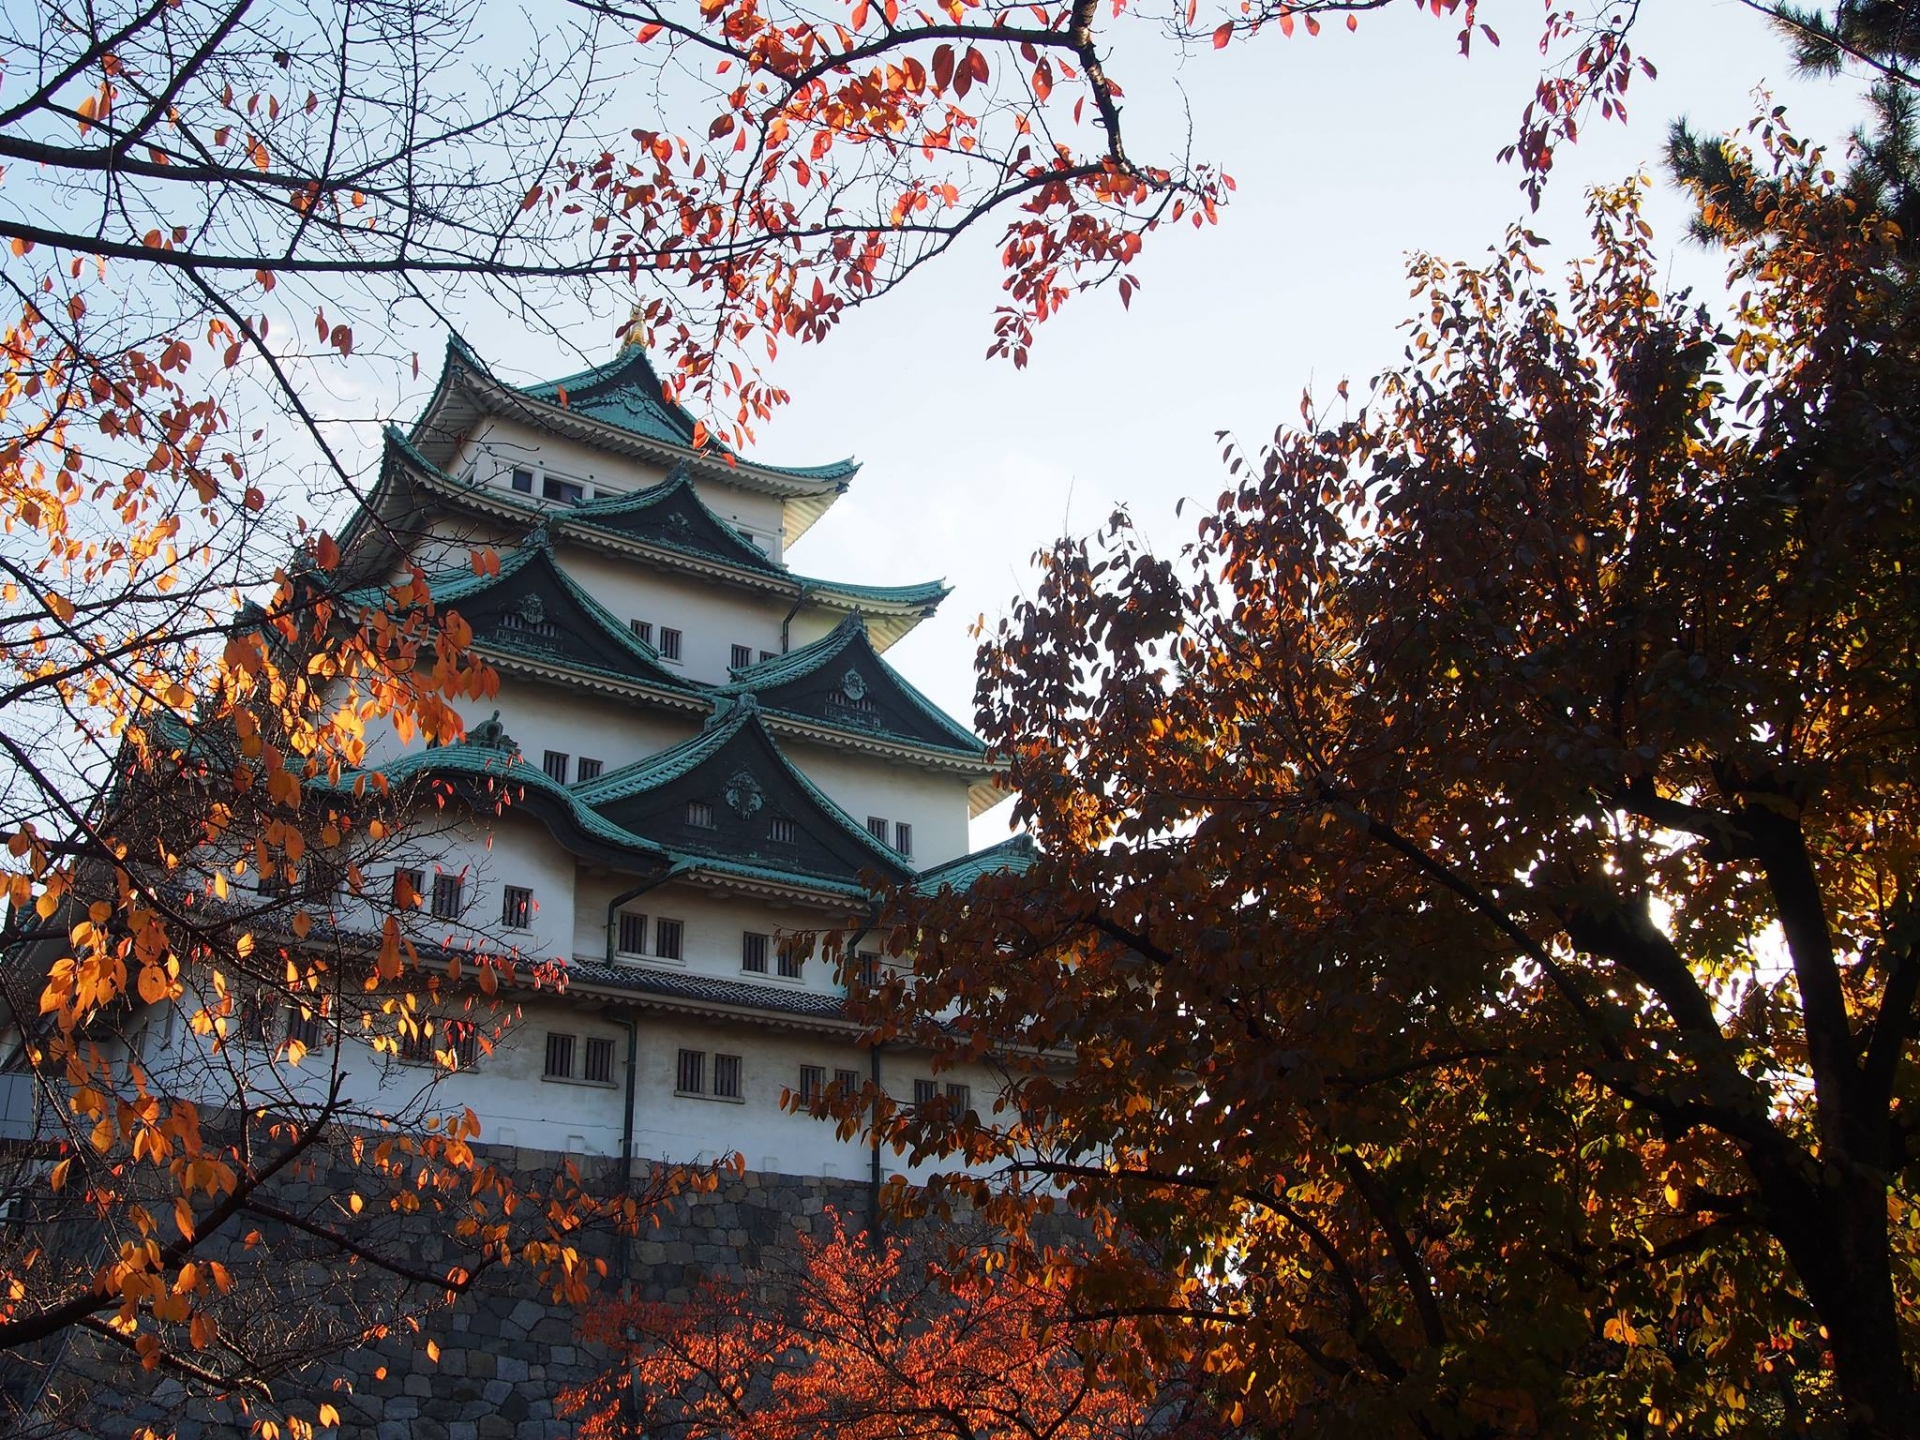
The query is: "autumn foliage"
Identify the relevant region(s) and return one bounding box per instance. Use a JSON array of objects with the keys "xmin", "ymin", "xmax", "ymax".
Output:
[
  {"xmin": 566, "ymin": 1213, "xmax": 1168, "ymax": 1440},
  {"xmin": 837, "ymin": 122, "xmax": 1920, "ymax": 1439}
]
